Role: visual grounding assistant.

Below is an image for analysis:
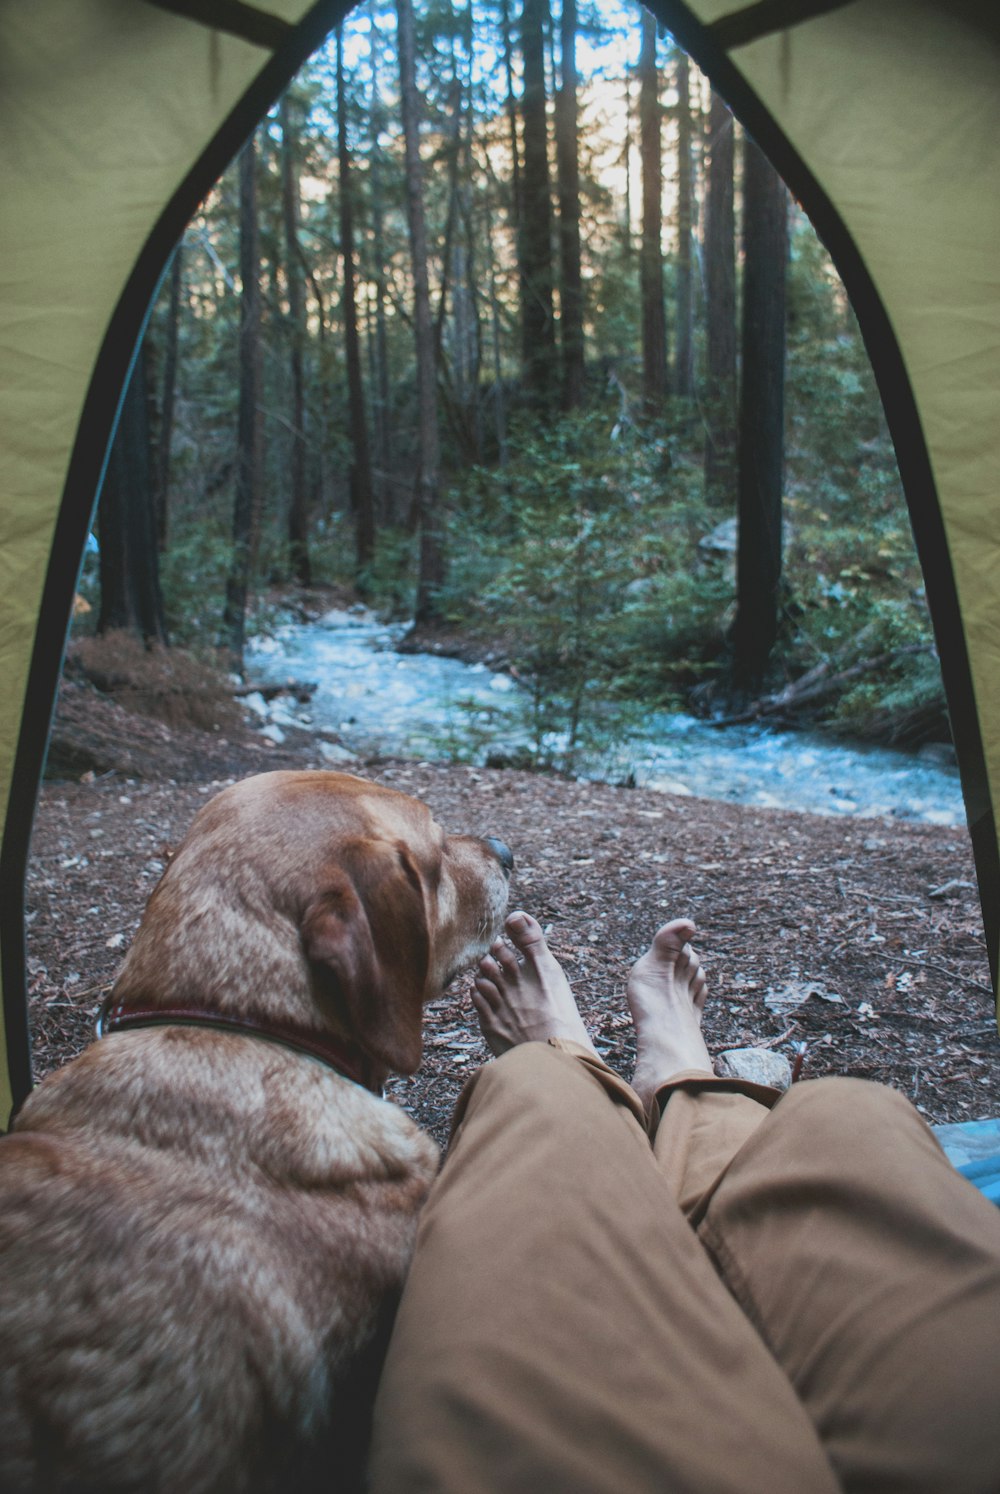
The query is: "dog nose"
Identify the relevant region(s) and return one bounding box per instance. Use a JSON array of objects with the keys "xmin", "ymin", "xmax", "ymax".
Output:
[{"xmin": 485, "ymin": 837, "xmax": 515, "ymax": 875}]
